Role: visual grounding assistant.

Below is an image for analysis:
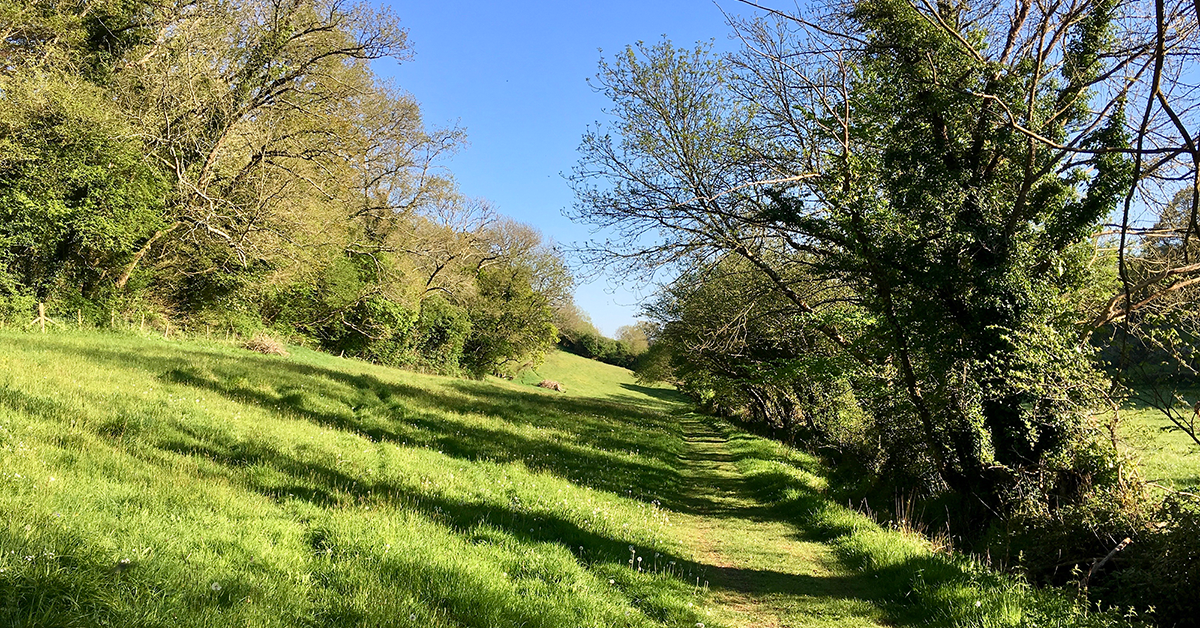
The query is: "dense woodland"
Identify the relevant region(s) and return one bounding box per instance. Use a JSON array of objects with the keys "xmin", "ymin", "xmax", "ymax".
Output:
[{"xmin": 3, "ymin": 0, "xmax": 1200, "ymax": 624}]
